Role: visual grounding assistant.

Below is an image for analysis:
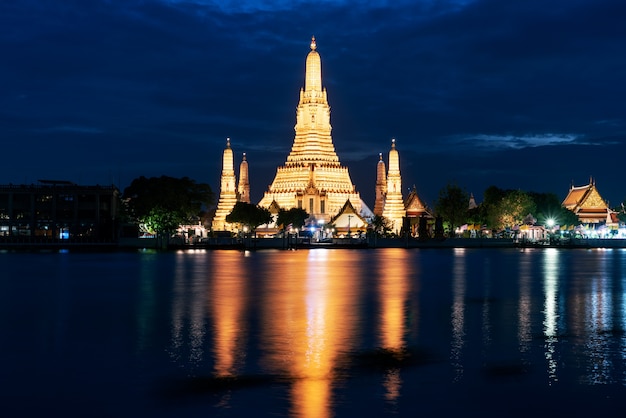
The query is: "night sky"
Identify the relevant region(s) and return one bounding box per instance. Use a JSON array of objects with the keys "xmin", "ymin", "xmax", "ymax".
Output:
[{"xmin": 2, "ymin": 0, "xmax": 625, "ymax": 209}]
